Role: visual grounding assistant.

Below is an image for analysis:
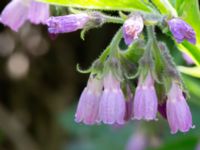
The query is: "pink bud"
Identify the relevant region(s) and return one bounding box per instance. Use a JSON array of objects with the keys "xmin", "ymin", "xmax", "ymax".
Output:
[{"xmin": 123, "ymin": 14, "xmax": 144, "ymax": 45}]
